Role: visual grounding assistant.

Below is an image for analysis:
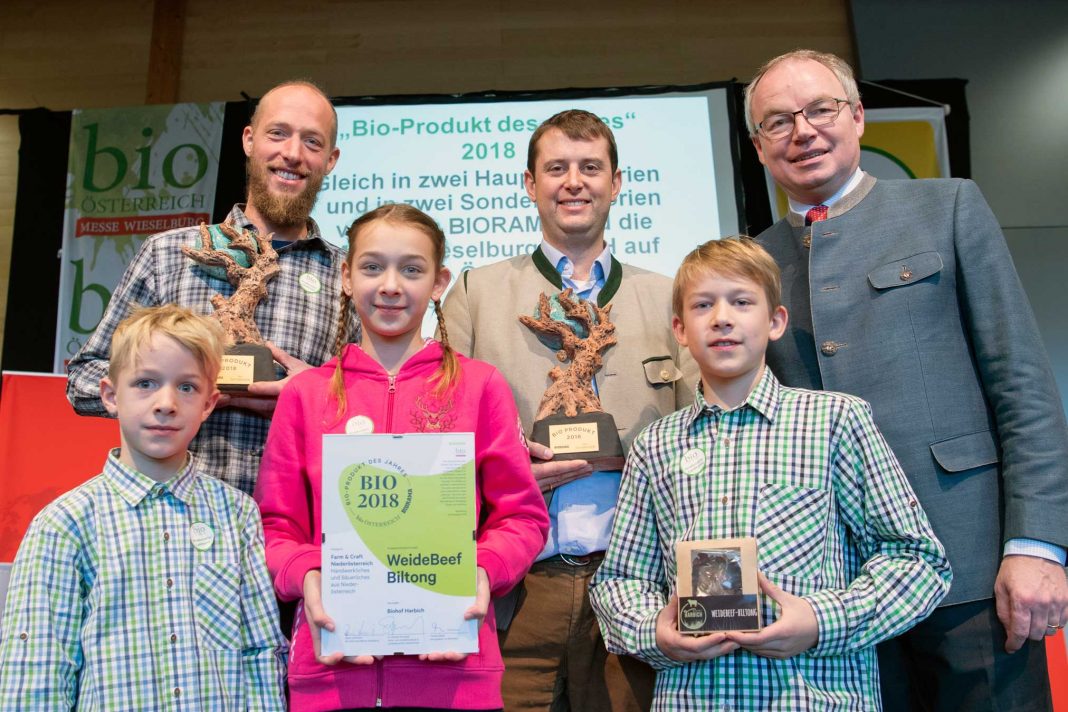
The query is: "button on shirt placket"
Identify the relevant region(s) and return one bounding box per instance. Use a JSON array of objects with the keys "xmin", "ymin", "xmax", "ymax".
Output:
[
  {"xmin": 162, "ymin": 514, "xmax": 177, "ymax": 647},
  {"xmin": 699, "ymin": 408, "xmax": 739, "ymax": 540},
  {"xmin": 716, "ymin": 408, "xmax": 763, "ymax": 712},
  {"xmin": 704, "ymin": 453, "xmax": 739, "ymax": 712},
  {"xmin": 687, "ymin": 397, "xmax": 768, "ymax": 711},
  {"xmin": 808, "ymin": 223, "xmax": 847, "ymax": 368},
  {"xmin": 149, "ymin": 486, "xmax": 190, "ymax": 706}
]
